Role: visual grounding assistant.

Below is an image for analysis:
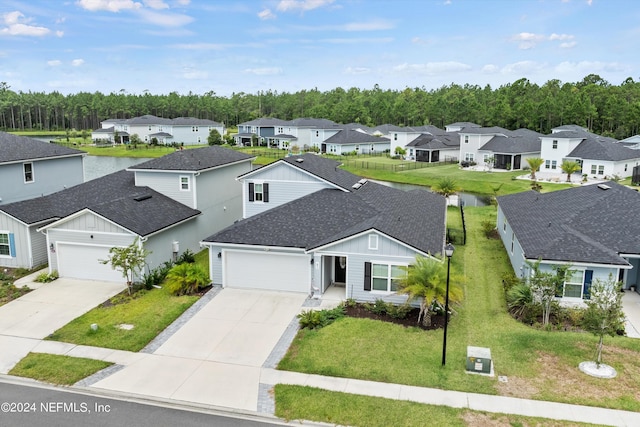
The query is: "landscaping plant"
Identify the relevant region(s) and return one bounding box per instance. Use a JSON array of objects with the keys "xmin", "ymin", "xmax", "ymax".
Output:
[
  {"xmin": 100, "ymin": 238, "xmax": 150, "ymax": 295},
  {"xmin": 165, "ymin": 263, "xmax": 209, "ymax": 296}
]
